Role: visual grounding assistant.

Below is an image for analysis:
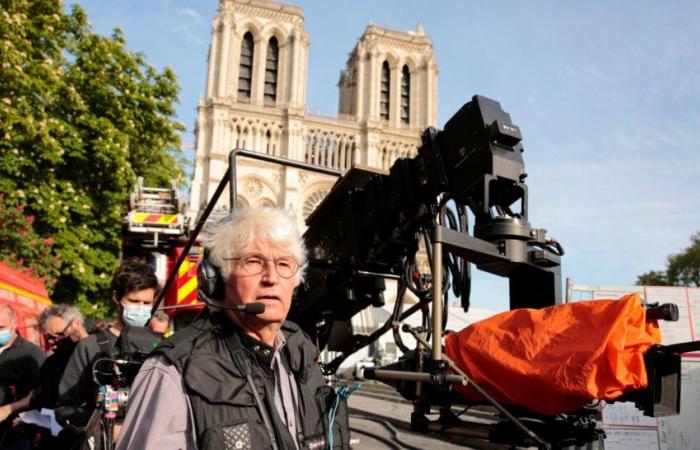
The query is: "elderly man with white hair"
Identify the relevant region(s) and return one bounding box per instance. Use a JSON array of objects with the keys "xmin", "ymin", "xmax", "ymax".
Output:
[{"xmin": 117, "ymin": 208, "xmax": 350, "ymax": 450}]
